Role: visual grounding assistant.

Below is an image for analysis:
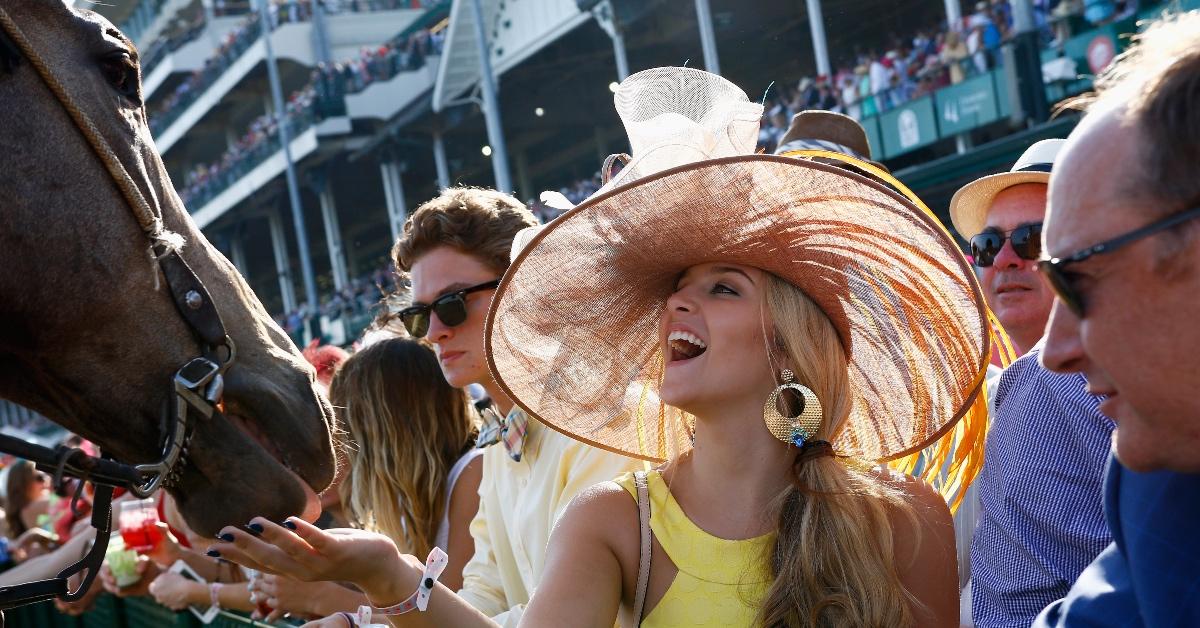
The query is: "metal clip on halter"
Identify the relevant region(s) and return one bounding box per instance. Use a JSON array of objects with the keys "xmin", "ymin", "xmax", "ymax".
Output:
[{"xmin": 131, "ymin": 356, "xmax": 221, "ymax": 498}]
